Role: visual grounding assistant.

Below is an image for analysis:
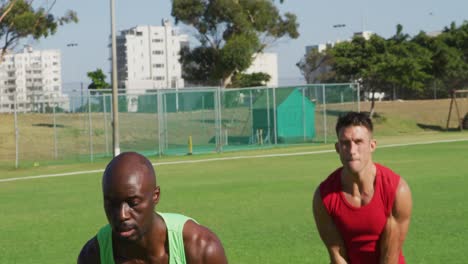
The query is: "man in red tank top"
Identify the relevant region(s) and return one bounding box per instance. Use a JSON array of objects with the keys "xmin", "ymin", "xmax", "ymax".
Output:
[{"xmin": 312, "ymin": 112, "xmax": 412, "ymax": 264}]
